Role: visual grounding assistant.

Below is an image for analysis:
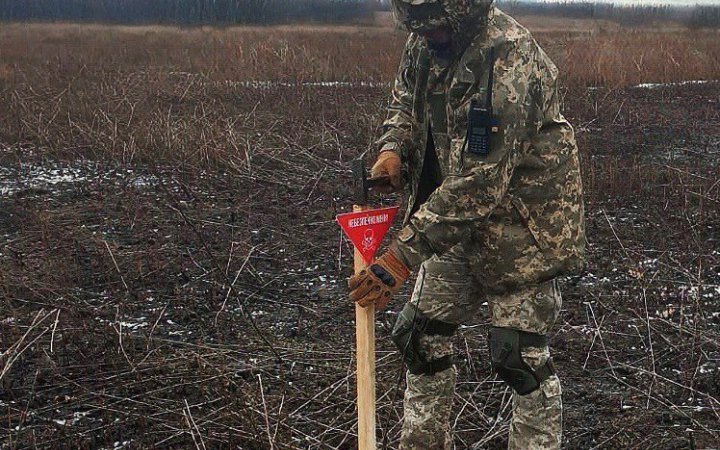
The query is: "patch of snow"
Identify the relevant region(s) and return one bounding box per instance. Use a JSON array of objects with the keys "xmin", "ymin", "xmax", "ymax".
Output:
[
  {"xmin": 96, "ymin": 316, "xmax": 151, "ymax": 333},
  {"xmin": 655, "ymin": 307, "xmax": 676, "ymax": 319},
  {"xmin": 571, "ymin": 324, "xmax": 596, "ymax": 336},
  {"xmin": 0, "ymin": 161, "xmax": 173, "ymax": 197},
  {"xmin": 122, "ymin": 72, "xmax": 393, "ymax": 92},
  {"xmin": 219, "ymin": 80, "xmax": 388, "ymax": 89},
  {"xmin": 168, "ymin": 330, "xmax": 192, "ymax": 336},
  {"xmin": 577, "ymin": 272, "xmax": 598, "ymax": 286},
  {"xmin": 701, "ymin": 286, "xmax": 720, "ymax": 299},
  {"xmin": 640, "ymin": 258, "xmax": 659, "ymax": 269},
  {"xmin": 118, "ymin": 319, "xmax": 149, "ymax": 331},
  {"xmin": 53, "ymin": 410, "xmax": 90, "ymax": 427},
  {"xmin": 129, "ymin": 174, "xmax": 160, "ymax": 188},
  {"xmin": 100, "ymin": 440, "xmax": 133, "ymax": 450},
  {"xmin": 0, "ymin": 163, "xmax": 89, "ymax": 196},
  {"xmin": 633, "ymin": 80, "xmax": 718, "ymax": 89},
  {"xmin": 679, "ymin": 285, "xmax": 701, "ymax": 301},
  {"xmin": 699, "ymin": 362, "xmax": 717, "ymax": 374}
]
